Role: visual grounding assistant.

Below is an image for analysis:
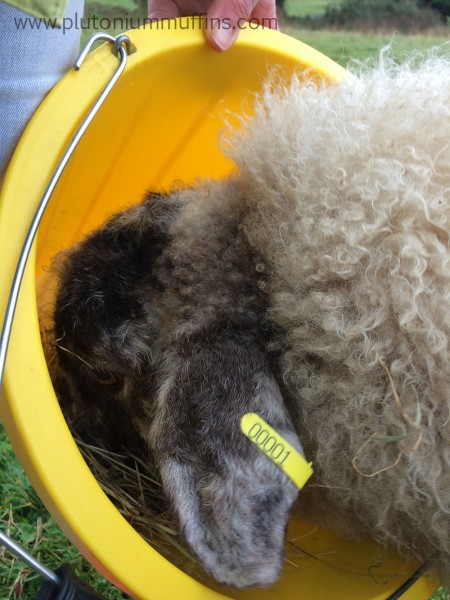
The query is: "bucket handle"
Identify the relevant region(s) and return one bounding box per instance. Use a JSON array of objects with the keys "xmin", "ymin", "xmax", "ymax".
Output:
[
  {"xmin": 0, "ymin": 29, "xmax": 136, "ymax": 594},
  {"xmin": 0, "ymin": 32, "xmax": 137, "ymax": 597},
  {"xmin": 0, "ymin": 32, "xmax": 136, "ymax": 394}
]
